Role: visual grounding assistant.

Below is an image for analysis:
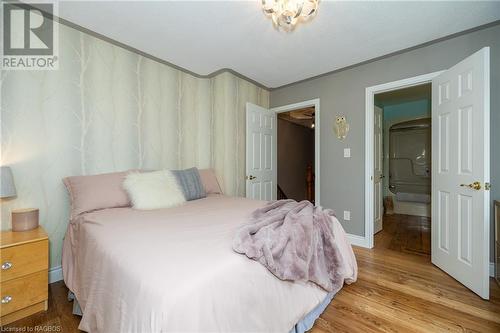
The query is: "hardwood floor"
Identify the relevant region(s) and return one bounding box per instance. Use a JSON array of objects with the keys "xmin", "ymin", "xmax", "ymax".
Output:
[
  {"xmin": 377, "ymin": 213, "xmax": 431, "ymax": 256},
  {"xmin": 2, "ymin": 213, "xmax": 499, "ymax": 332},
  {"xmin": 311, "ymin": 214, "xmax": 500, "ymax": 333}
]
